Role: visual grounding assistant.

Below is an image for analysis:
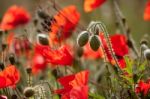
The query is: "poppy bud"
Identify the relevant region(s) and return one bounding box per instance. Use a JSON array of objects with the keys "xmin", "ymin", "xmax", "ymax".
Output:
[
  {"xmin": 144, "ymin": 49, "xmax": 150, "ymax": 60},
  {"xmin": 9, "ymin": 53, "xmax": 15, "ymax": 65},
  {"xmin": 141, "ymin": 44, "xmax": 148, "ymax": 51},
  {"xmin": 0, "ymin": 62, "xmax": 4, "ymax": 70},
  {"xmin": 2, "ymin": 44, "xmax": 7, "ymax": 51},
  {"xmin": 77, "ymin": 31, "xmax": 89, "ymax": 47},
  {"xmin": 26, "ymin": 67, "xmax": 32, "ymax": 74},
  {"xmin": 37, "ymin": 34, "xmax": 49, "ymax": 45},
  {"xmin": 23, "ymin": 87, "xmax": 35, "ymax": 98},
  {"xmin": 89, "ymin": 35, "xmax": 101, "ymax": 51},
  {"xmin": 37, "ymin": 9, "xmax": 49, "ymax": 19}
]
